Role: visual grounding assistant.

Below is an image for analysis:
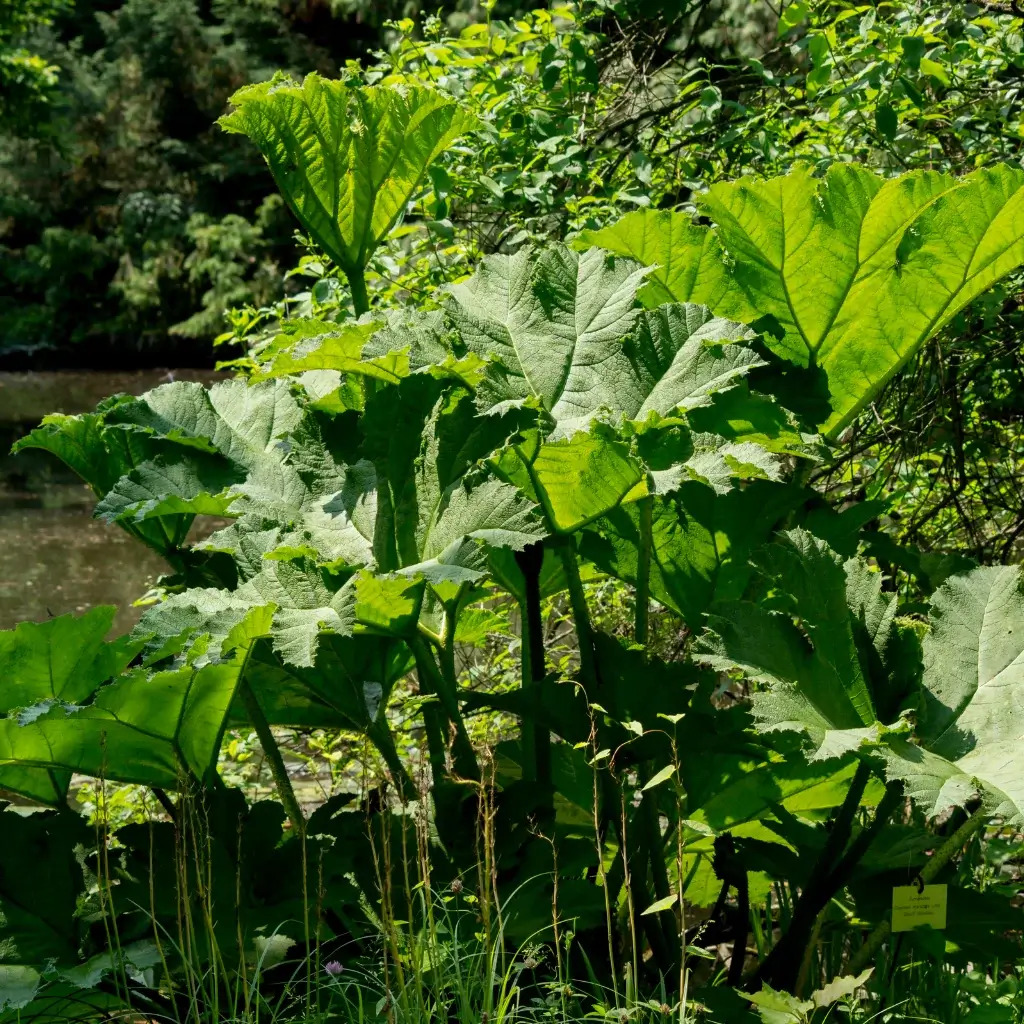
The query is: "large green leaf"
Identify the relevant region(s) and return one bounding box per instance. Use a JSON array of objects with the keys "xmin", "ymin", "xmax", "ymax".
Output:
[
  {"xmin": 252, "ymin": 319, "xmax": 401, "ymax": 383},
  {"xmin": 220, "ymin": 75, "xmax": 480, "ymax": 276},
  {"xmin": 360, "ymin": 378, "xmax": 545, "ymax": 589},
  {"xmin": 113, "ymin": 380, "xmax": 543, "ymax": 748},
  {"xmin": 581, "ymin": 164, "xmax": 1024, "ymax": 437},
  {"xmin": 522, "ymin": 433, "xmax": 648, "ymax": 534},
  {"xmin": 240, "ymin": 244, "xmax": 807, "ymax": 549},
  {"xmin": 239, "ymin": 634, "xmax": 413, "ymax": 734},
  {"xmin": 0, "ymin": 607, "xmax": 134, "ymax": 712},
  {"xmin": 447, "ymin": 244, "xmax": 765, "ymax": 437},
  {"xmin": 884, "ymin": 566, "xmax": 1024, "ymax": 821},
  {"xmin": 13, "ymin": 404, "xmax": 199, "ymax": 557},
  {"xmin": 698, "ymin": 534, "xmax": 1024, "ymax": 823},
  {"xmin": 664, "ymin": 687, "xmax": 872, "ymax": 909},
  {"xmin": 439, "ymin": 243, "xmax": 809, "ymax": 535},
  {"xmin": 85, "ymin": 375, "xmax": 543, "ymax": 589},
  {"xmin": 0, "ymin": 661, "xmax": 242, "ymax": 792},
  {"xmin": 0, "ymin": 581, "xmax": 404, "ymax": 793},
  {"xmin": 82, "ymin": 379, "xmax": 303, "ymax": 530},
  {"xmin": 679, "ymin": 757, "xmax": 871, "ymax": 907},
  {"xmin": 0, "ymin": 609, "xmax": 140, "ymax": 802},
  {"xmin": 138, "ymin": 574, "xmax": 413, "ymax": 737},
  {"xmin": 497, "ymin": 422, "xmax": 790, "ymax": 542},
  {"xmin": 396, "ymin": 392, "xmax": 542, "ymax": 579},
  {"xmin": 52, "ymin": 379, "xmax": 371, "ymax": 568},
  {"xmin": 695, "ymin": 530, "xmax": 917, "ymax": 761},
  {"xmin": 0, "ymin": 809, "xmax": 157, "ymax": 1021},
  {"xmin": 581, "ymin": 481, "xmax": 803, "ymax": 625},
  {"xmin": 0, "ymin": 809, "xmax": 91, "ymax": 1008},
  {"xmin": 0, "ymin": 611, "xmax": 244, "ymax": 800}
]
